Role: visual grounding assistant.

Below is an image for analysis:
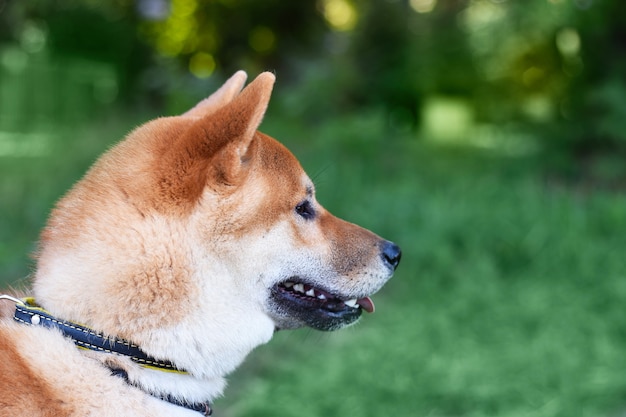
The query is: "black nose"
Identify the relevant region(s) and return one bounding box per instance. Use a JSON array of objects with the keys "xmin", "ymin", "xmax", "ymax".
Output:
[{"xmin": 381, "ymin": 241, "xmax": 401, "ymax": 271}]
